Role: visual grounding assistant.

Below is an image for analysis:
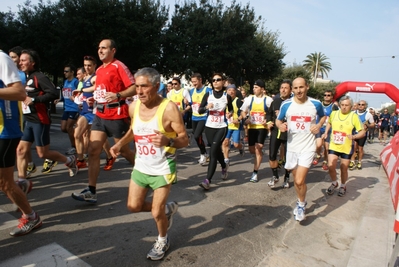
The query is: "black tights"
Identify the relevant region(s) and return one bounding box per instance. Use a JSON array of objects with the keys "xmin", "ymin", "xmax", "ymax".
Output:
[
  {"xmin": 192, "ymin": 120, "xmax": 207, "ymax": 154},
  {"xmin": 205, "ymin": 127, "xmax": 227, "ymax": 182}
]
